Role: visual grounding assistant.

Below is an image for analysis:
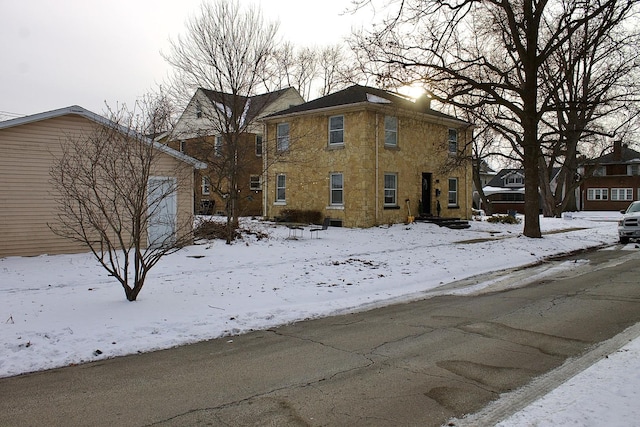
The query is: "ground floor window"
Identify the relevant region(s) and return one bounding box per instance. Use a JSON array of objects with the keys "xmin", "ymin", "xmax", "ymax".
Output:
[
  {"xmin": 330, "ymin": 173, "xmax": 344, "ymax": 205},
  {"xmin": 587, "ymin": 188, "xmax": 608, "ymax": 201},
  {"xmin": 250, "ymin": 175, "xmax": 262, "ymax": 191},
  {"xmin": 384, "ymin": 173, "xmax": 397, "ymax": 206},
  {"xmin": 276, "ymin": 174, "xmax": 286, "ymax": 202},
  {"xmin": 448, "ymin": 178, "xmax": 458, "ymax": 206},
  {"xmin": 611, "ymin": 188, "xmax": 633, "ymax": 201},
  {"xmin": 201, "ymin": 176, "xmax": 210, "ymax": 195}
]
